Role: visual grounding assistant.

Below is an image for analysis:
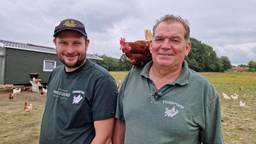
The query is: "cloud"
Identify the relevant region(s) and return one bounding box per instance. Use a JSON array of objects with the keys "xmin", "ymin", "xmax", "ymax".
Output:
[
  {"xmin": 215, "ymin": 42, "xmax": 256, "ymax": 65},
  {"xmin": 0, "ymin": 0, "xmax": 255, "ymax": 64}
]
